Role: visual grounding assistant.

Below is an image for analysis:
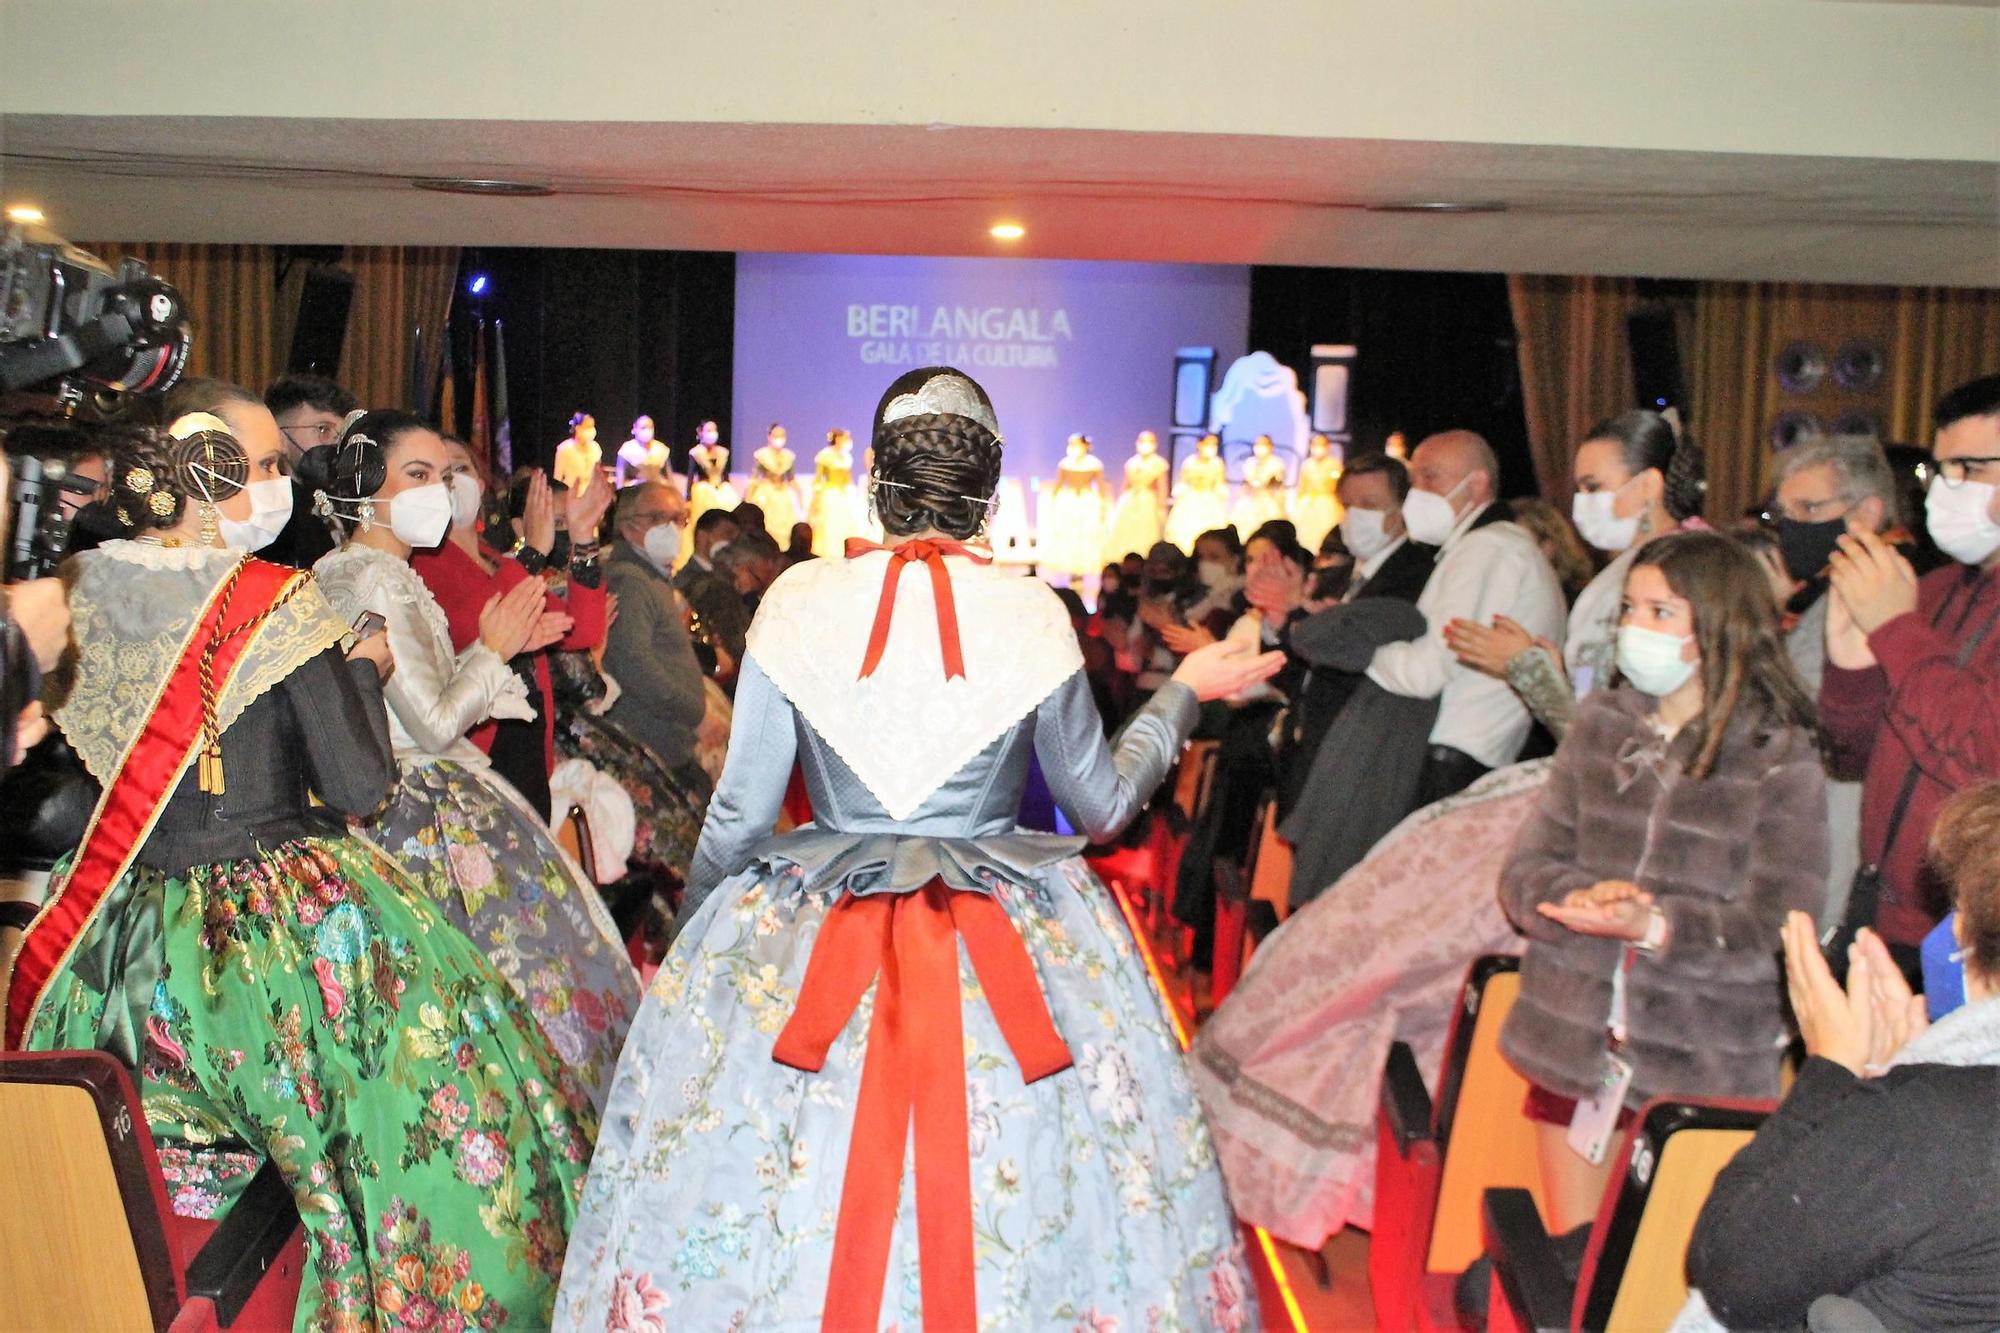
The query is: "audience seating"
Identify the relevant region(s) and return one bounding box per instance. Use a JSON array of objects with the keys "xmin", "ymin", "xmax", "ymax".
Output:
[
  {"xmin": 0, "ymin": 1050, "xmax": 304, "ymax": 1331},
  {"xmin": 1371, "ymin": 955, "xmax": 1544, "ymax": 1331},
  {"xmin": 1481, "ymin": 1097, "xmax": 1771, "ymax": 1333}
]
